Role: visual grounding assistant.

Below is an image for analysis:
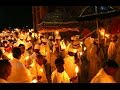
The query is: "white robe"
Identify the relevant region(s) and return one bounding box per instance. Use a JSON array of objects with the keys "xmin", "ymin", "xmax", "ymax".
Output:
[
  {"xmin": 108, "ymin": 42, "xmax": 117, "ymax": 59},
  {"xmin": 91, "ymin": 68, "xmax": 116, "ymax": 83},
  {"xmin": 39, "ymin": 44, "xmax": 50, "ymax": 64},
  {"xmin": 64, "ymin": 55, "xmax": 78, "ymax": 78},
  {"xmin": 29, "ymin": 60, "xmax": 48, "ymax": 83},
  {"xmin": 7, "ymin": 58, "xmax": 32, "ymax": 83},
  {"xmin": 51, "ymin": 69, "xmax": 70, "ymax": 83}
]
